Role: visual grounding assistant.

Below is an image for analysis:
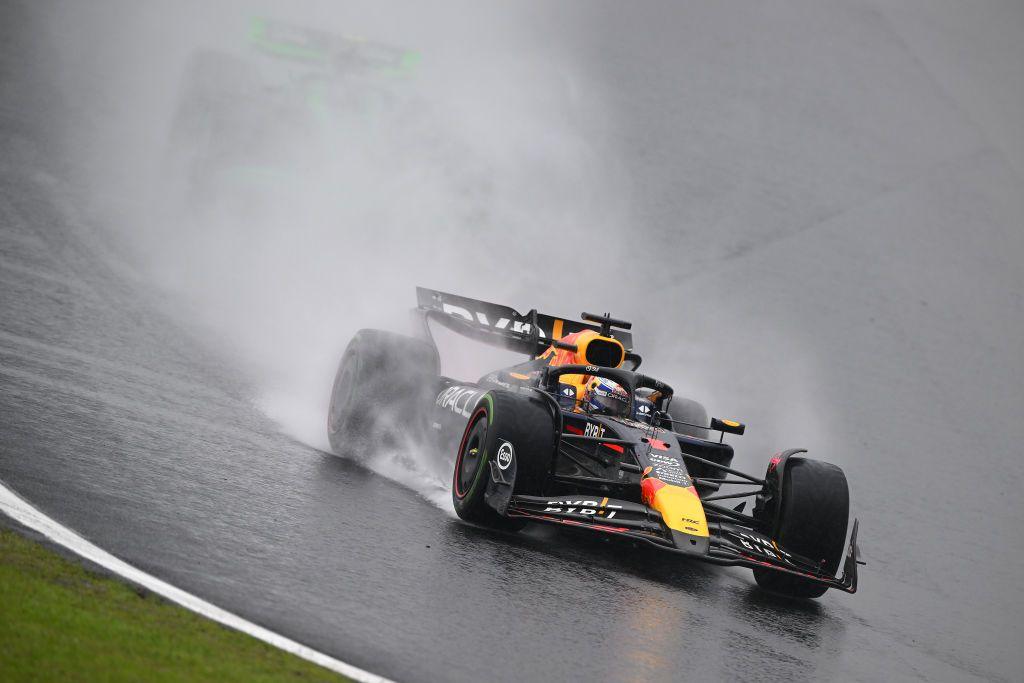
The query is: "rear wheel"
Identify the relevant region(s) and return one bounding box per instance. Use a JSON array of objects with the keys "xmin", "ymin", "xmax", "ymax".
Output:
[
  {"xmin": 327, "ymin": 329, "xmax": 439, "ymax": 457},
  {"xmin": 162, "ymin": 51, "xmax": 258, "ymax": 211},
  {"xmin": 452, "ymin": 390, "xmax": 556, "ymax": 531},
  {"xmin": 661, "ymin": 397, "xmax": 733, "ymax": 494},
  {"xmin": 753, "ymin": 457, "xmax": 850, "ymax": 598},
  {"xmin": 662, "ymin": 397, "xmax": 708, "ymax": 439}
]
